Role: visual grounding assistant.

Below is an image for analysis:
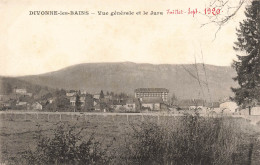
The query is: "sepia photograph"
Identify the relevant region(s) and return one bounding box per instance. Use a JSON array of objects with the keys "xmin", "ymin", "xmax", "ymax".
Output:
[{"xmin": 0, "ymin": 0, "xmax": 260, "ymax": 164}]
